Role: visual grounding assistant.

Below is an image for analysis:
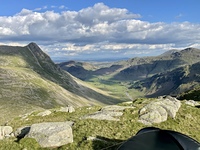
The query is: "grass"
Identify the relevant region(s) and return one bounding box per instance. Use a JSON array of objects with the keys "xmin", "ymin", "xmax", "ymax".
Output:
[
  {"xmin": 86, "ymin": 75, "xmax": 144, "ymax": 101},
  {"xmin": 1, "ymin": 45, "xmax": 199, "ymax": 149},
  {"xmin": 0, "ymin": 98, "xmax": 199, "ymax": 150}
]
